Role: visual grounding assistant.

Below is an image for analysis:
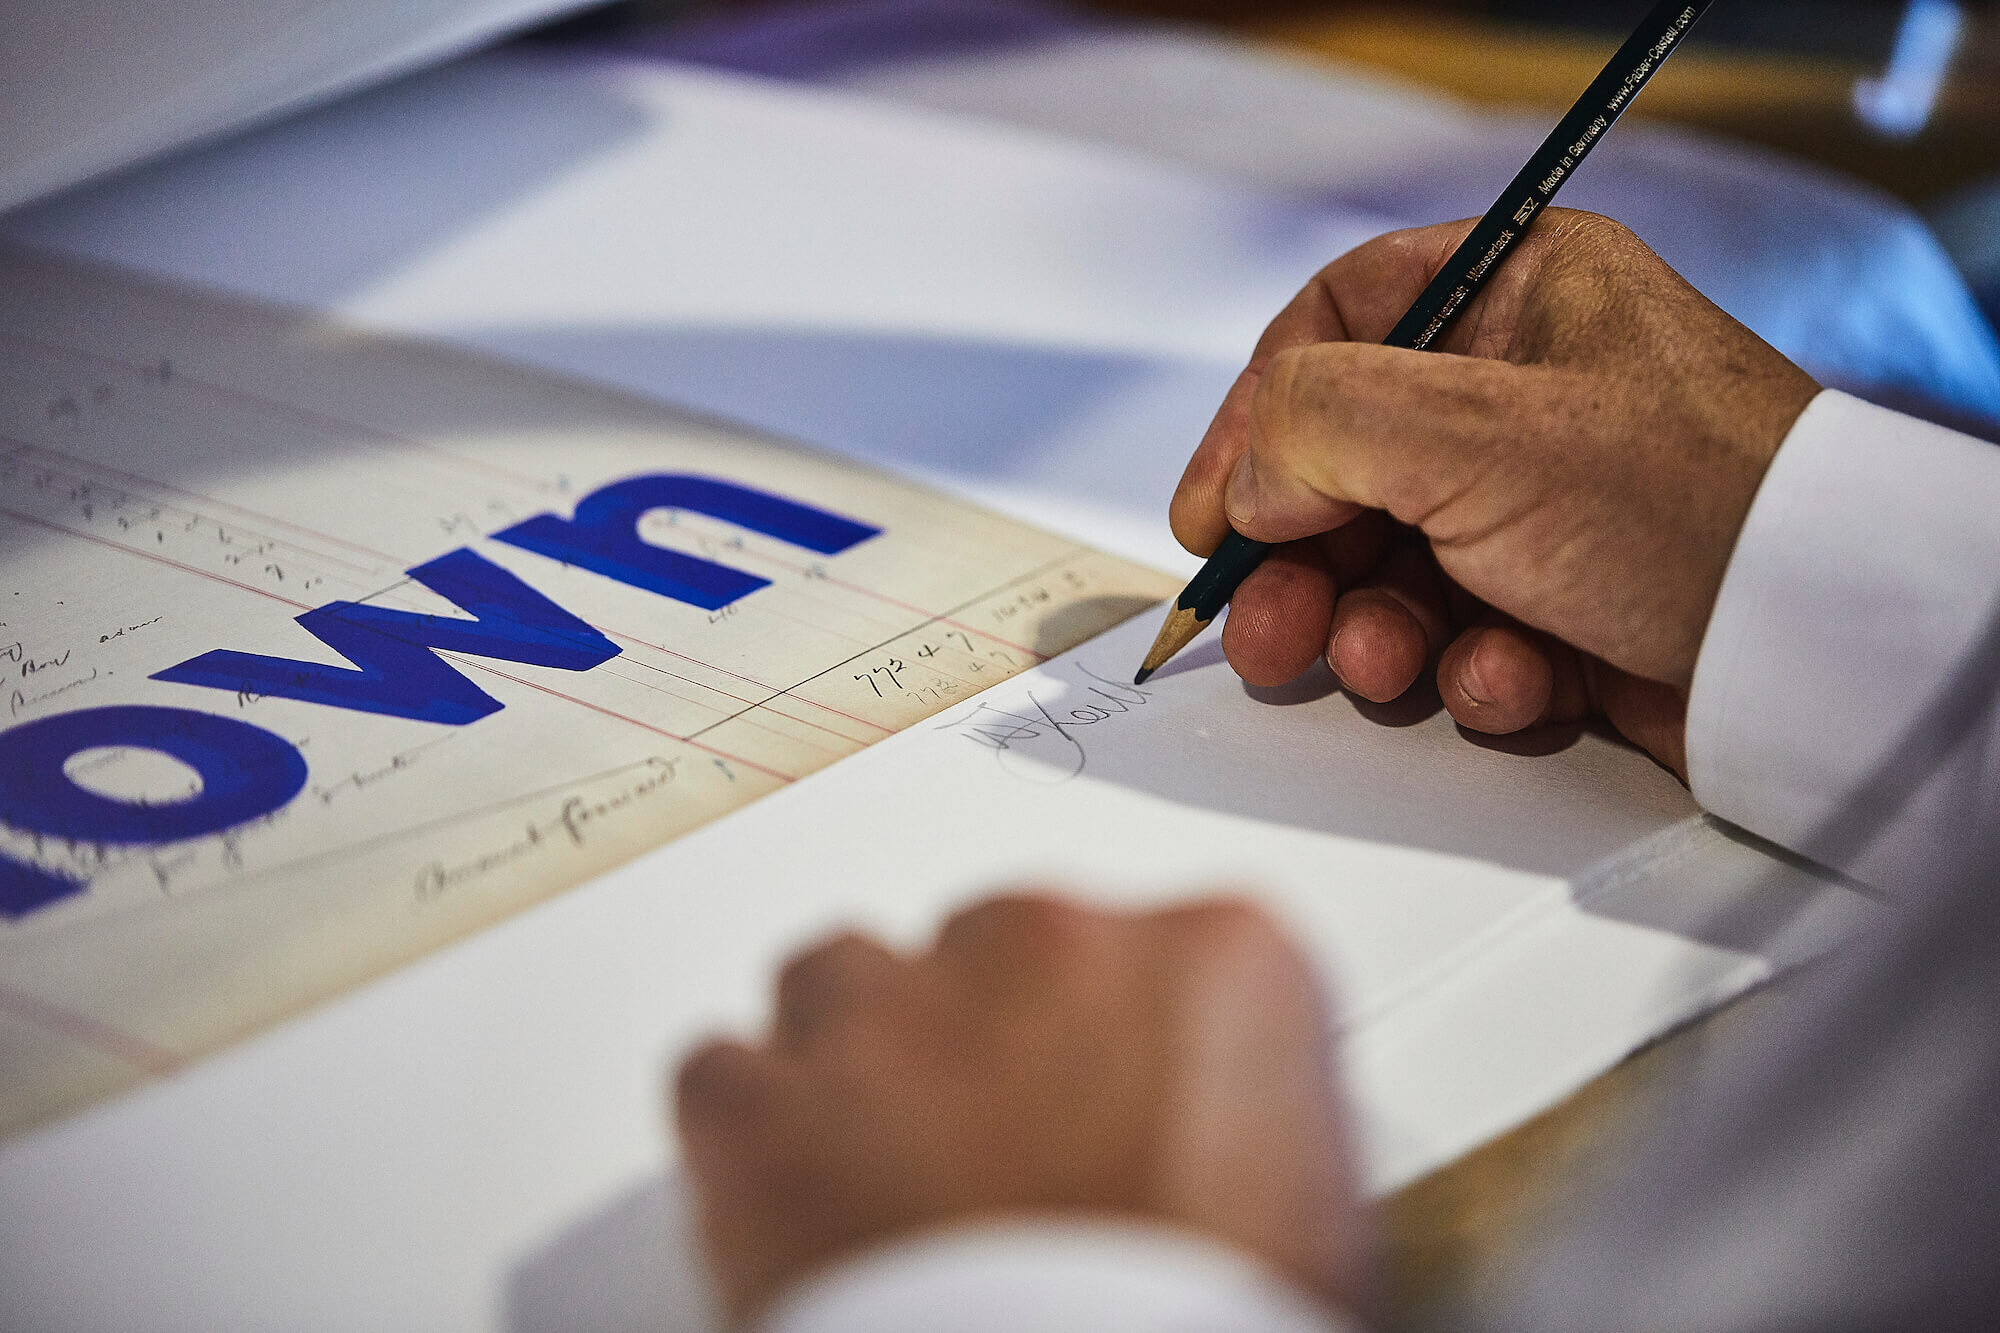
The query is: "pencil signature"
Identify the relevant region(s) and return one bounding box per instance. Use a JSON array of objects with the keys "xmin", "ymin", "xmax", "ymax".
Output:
[{"xmin": 935, "ymin": 664, "xmax": 1153, "ymax": 783}]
